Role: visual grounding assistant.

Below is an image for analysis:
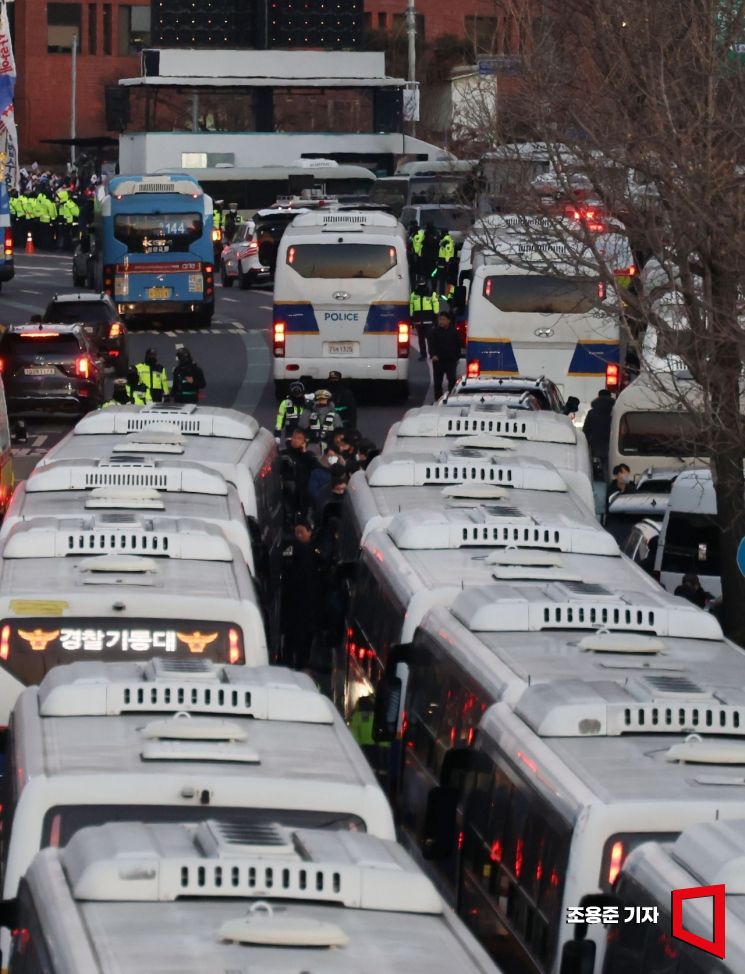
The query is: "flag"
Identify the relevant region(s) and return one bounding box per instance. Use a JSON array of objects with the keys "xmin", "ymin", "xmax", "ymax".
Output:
[
  {"xmin": 0, "ymin": 2, "xmax": 18, "ymax": 191},
  {"xmin": 0, "ymin": 1, "xmax": 15, "ymax": 119}
]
